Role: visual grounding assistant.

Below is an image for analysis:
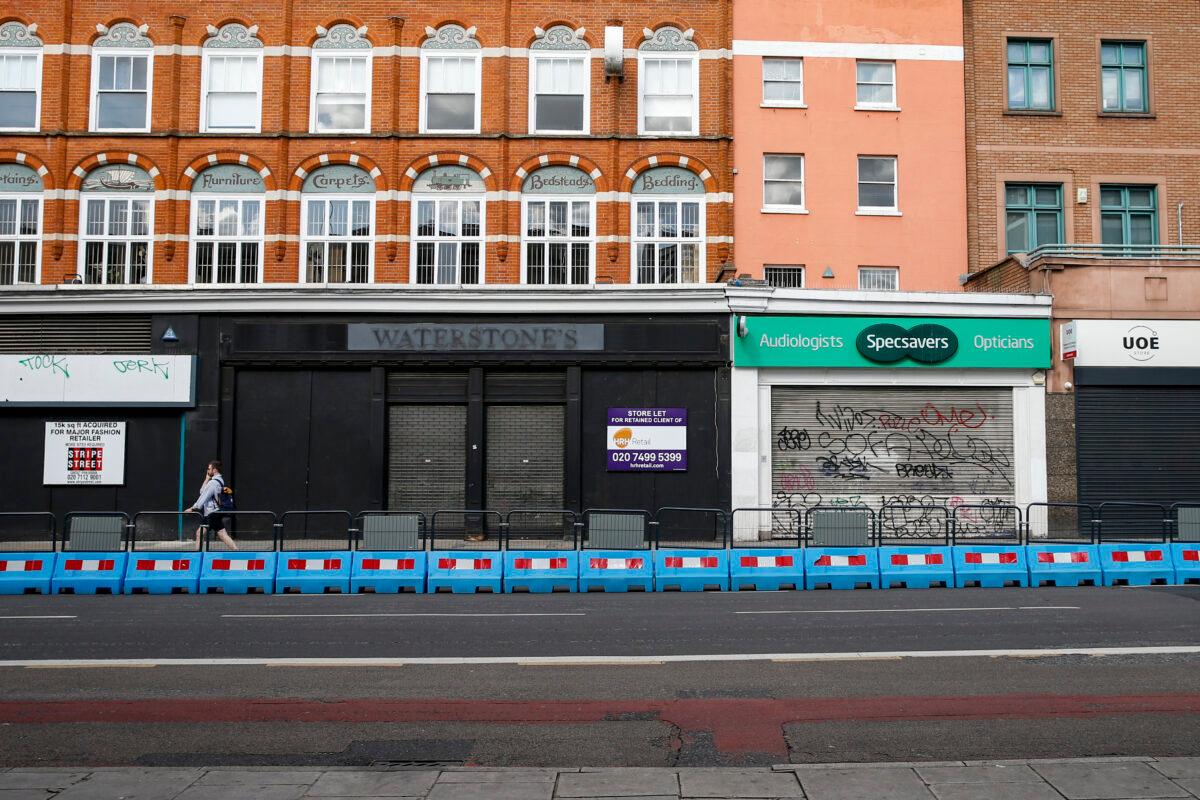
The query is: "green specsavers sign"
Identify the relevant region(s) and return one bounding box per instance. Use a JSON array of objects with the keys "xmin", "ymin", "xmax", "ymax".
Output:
[{"xmin": 733, "ymin": 316, "xmax": 1051, "ymax": 368}]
